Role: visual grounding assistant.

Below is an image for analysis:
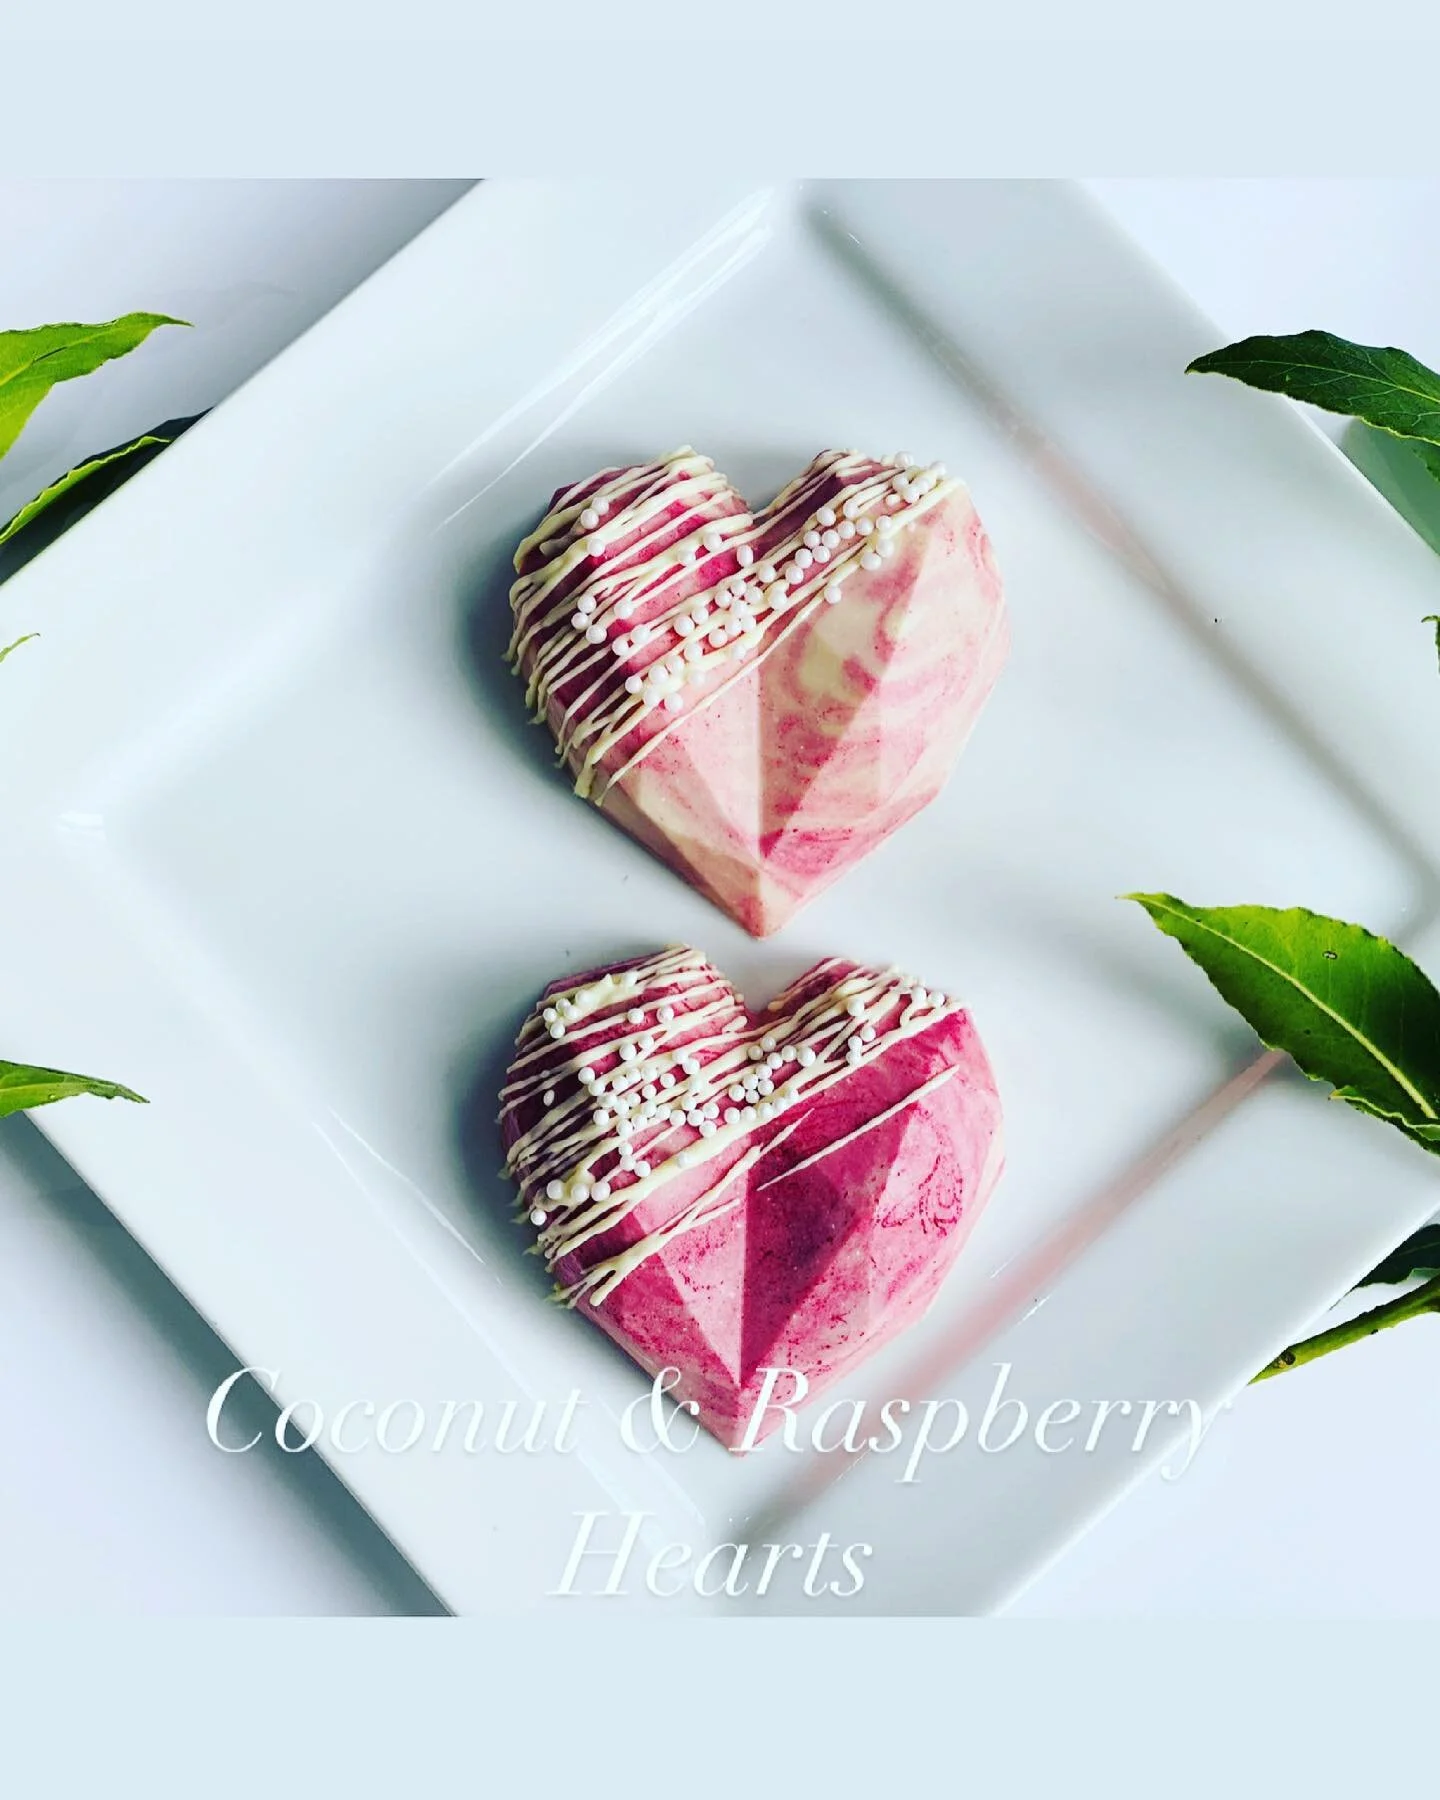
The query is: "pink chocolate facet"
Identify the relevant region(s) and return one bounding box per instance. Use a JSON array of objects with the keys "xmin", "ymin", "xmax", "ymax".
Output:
[
  {"xmin": 501, "ymin": 950, "xmax": 1004, "ymax": 1449},
  {"xmin": 509, "ymin": 450, "xmax": 1008, "ymax": 937}
]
